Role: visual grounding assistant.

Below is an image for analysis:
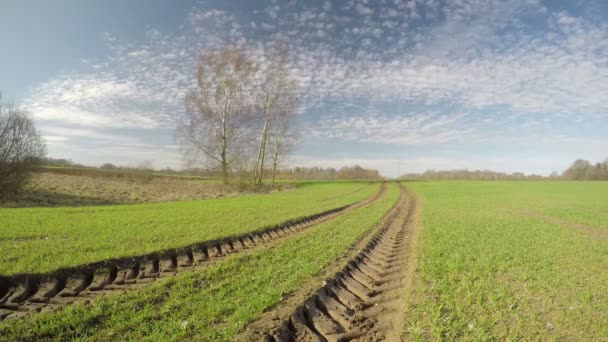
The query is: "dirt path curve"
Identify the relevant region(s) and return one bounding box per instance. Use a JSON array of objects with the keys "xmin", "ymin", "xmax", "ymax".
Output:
[
  {"xmin": 0, "ymin": 183, "xmax": 387, "ymax": 323},
  {"xmin": 250, "ymin": 184, "xmax": 417, "ymax": 341}
]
